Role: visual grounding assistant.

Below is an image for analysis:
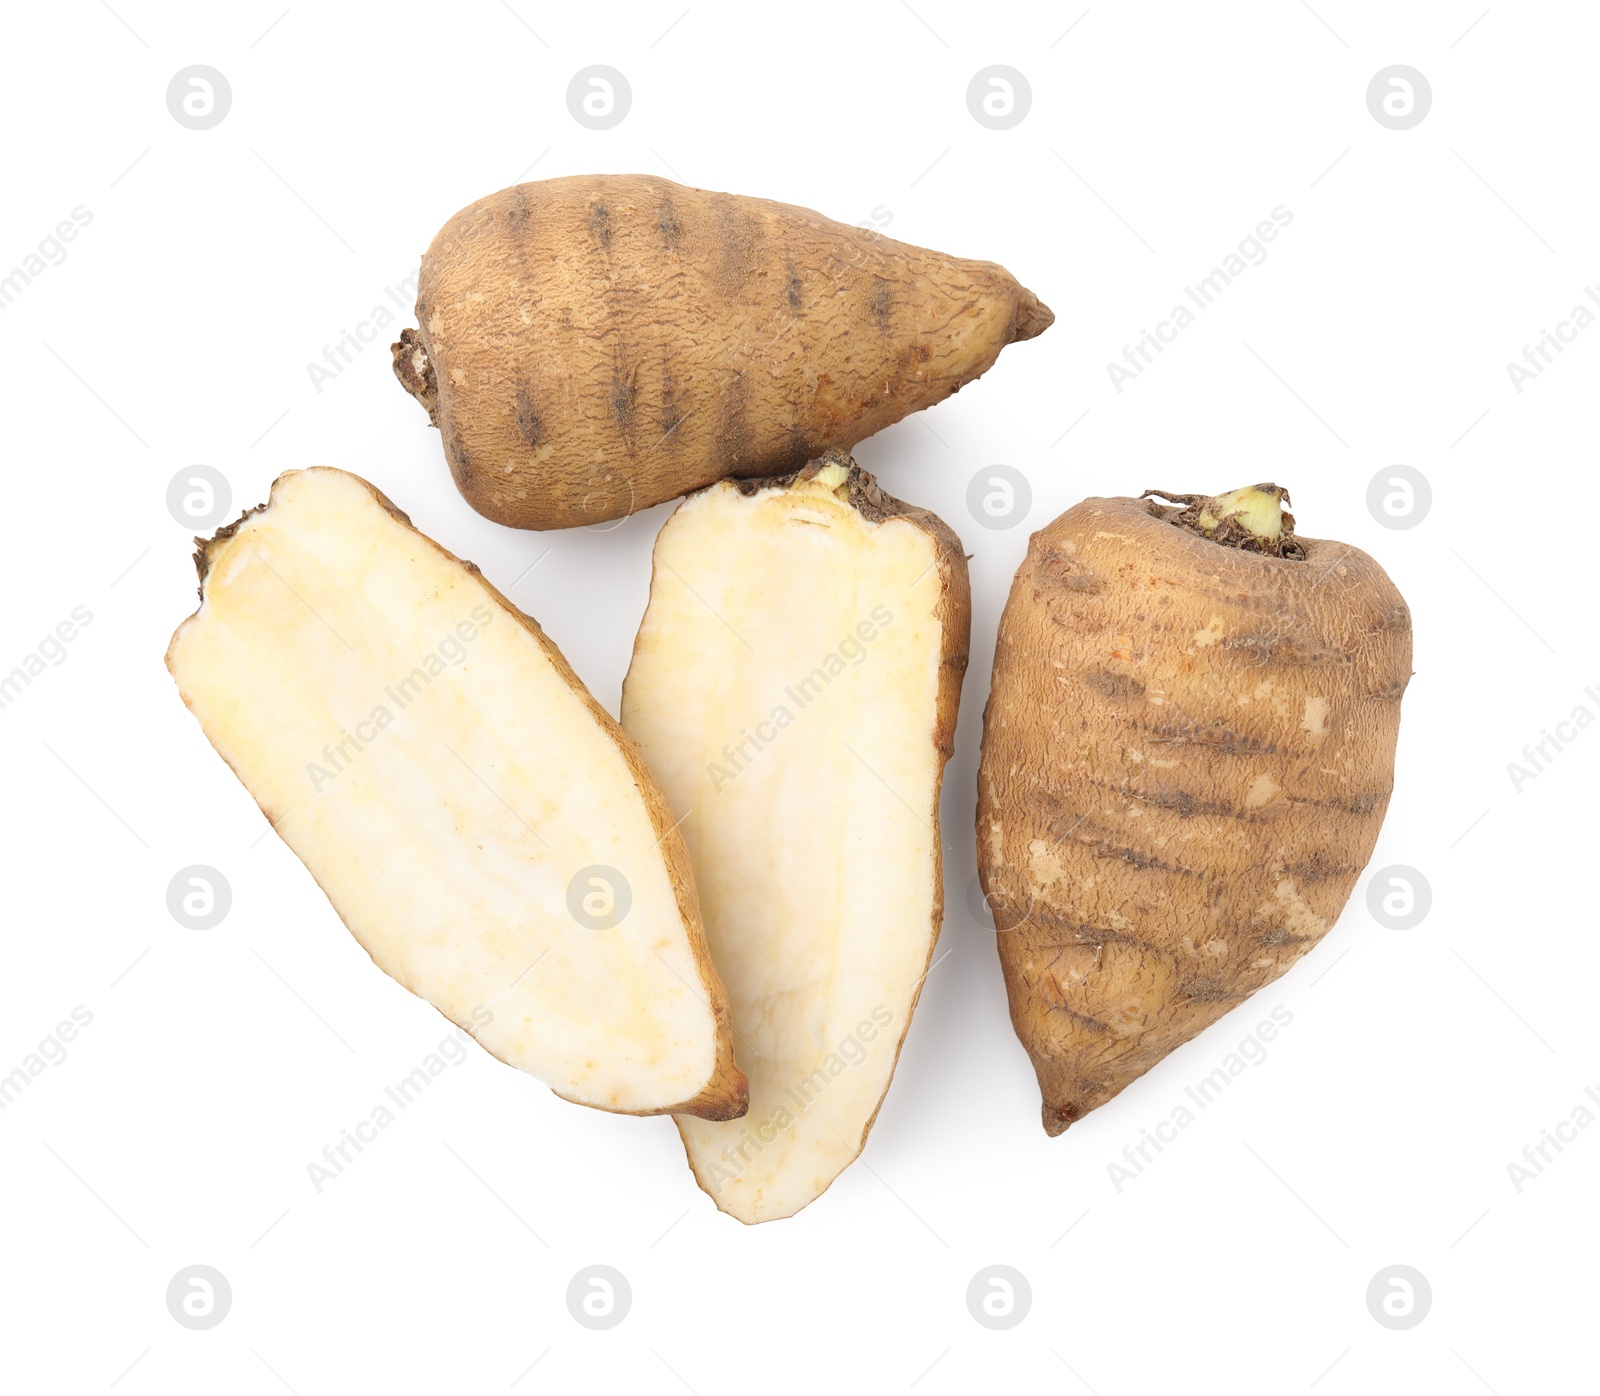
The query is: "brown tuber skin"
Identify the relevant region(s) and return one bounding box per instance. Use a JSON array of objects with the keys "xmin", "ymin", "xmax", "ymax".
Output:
[
  {"xmin": 977, "ymin": 490, "xmax": 1411, "ymax": 1135},
  {"xmin": 393, "ymin": 174, "xmax": 1052, "ymax": 530}
]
